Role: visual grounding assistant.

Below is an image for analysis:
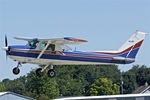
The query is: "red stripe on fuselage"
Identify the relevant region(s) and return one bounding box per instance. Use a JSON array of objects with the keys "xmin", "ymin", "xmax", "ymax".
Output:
[
  {"xmin": 11, "ymin": 49, "xmax": 114, "ymax": 60},
  {"xmin": 93, "ymin": 40, "xmax": 143, "ymax": 55},
  {"xmin": 11, "ymin": 49, "xmax": 62, "ymax": 55}
]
